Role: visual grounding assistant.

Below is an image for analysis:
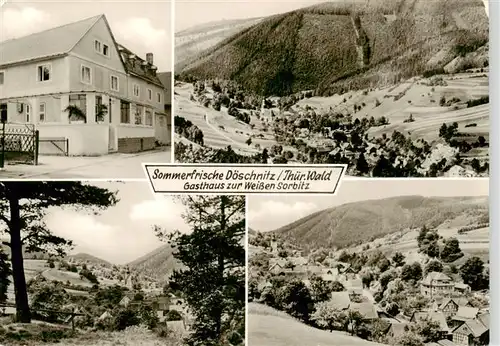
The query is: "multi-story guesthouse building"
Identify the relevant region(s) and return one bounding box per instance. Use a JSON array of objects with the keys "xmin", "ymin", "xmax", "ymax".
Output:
[{"xmin": 0, "ymin": 14, "xmax": 170, "ymax": 156}]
